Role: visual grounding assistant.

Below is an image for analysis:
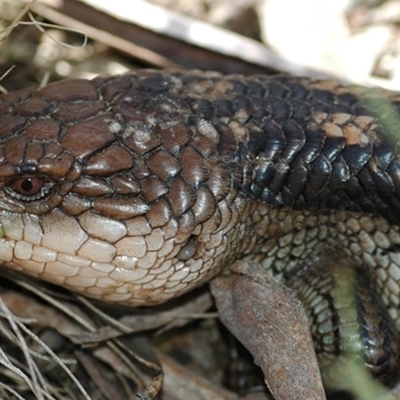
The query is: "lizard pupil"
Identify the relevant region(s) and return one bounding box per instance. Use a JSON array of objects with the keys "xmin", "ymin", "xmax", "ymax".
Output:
[{"xmin": 21, "ymin": 179, "xmax": 34, "ymax": 193}]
